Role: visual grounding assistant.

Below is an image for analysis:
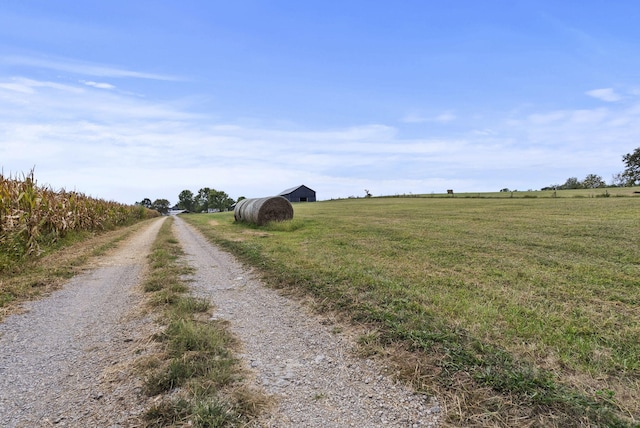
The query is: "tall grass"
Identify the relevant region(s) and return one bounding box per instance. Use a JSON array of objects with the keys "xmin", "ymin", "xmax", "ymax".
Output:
[
  {"xmin": 184, "ymin": 196, "xmax": 640, "ymax": 427},
  {"xmin": 0, "ymin": 170, "xmax": 159, "ymax": 267}
]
